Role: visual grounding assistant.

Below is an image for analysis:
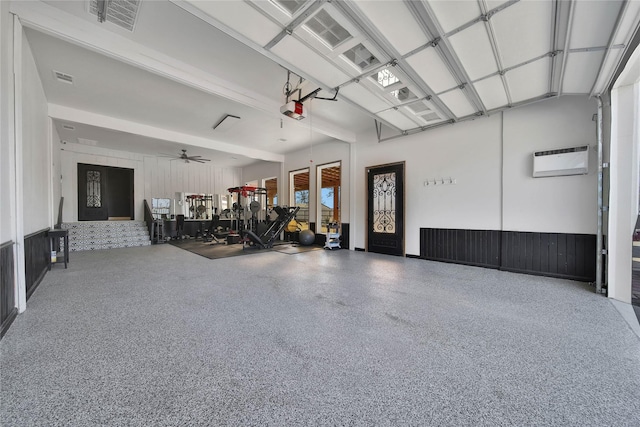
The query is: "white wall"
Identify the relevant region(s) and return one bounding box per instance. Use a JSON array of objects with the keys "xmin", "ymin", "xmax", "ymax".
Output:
[
  {"xmin": 608, "ymin": 84, "xmax": 639, "ymax": 303},
  {"xmin": 283, "ymin": 140, "xmax": 351, "ymax": 224},
  {"xmin": 242, "ymin": 161, "xmax": 280, "ymax": 186},
  {"xmin": 353, "ymin": 96, "xmax": 598, "ymax": 255},
  {"xmin": 503, "ymin": 96, "xmax": 597, "ymax": 233},
  {"xmin": 355, "ymin": 115, "xmax": 502, "ymax": 254},
  {"xmin": 0, "ymin": 0, "xmax": 13, "ymax": 243},
  {"xmin": 21, "ymin": 29, "xmax": 50, "ymax": 234},
  {"xmin": 60, "ymin": 142, "xmax": 242, "ymax": 222}
]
